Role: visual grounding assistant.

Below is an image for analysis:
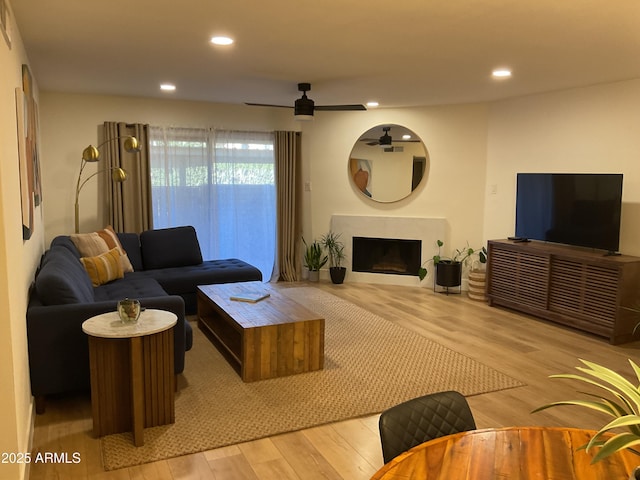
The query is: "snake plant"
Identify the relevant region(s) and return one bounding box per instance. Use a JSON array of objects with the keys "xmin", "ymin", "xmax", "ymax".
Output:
[
  {"xmin": 302, "ymin": 237, "xmax": 328, "ymax": 272},
  {"xmin": 532, "ymin": 358, "xmax": 640, "ymax": 463}
]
